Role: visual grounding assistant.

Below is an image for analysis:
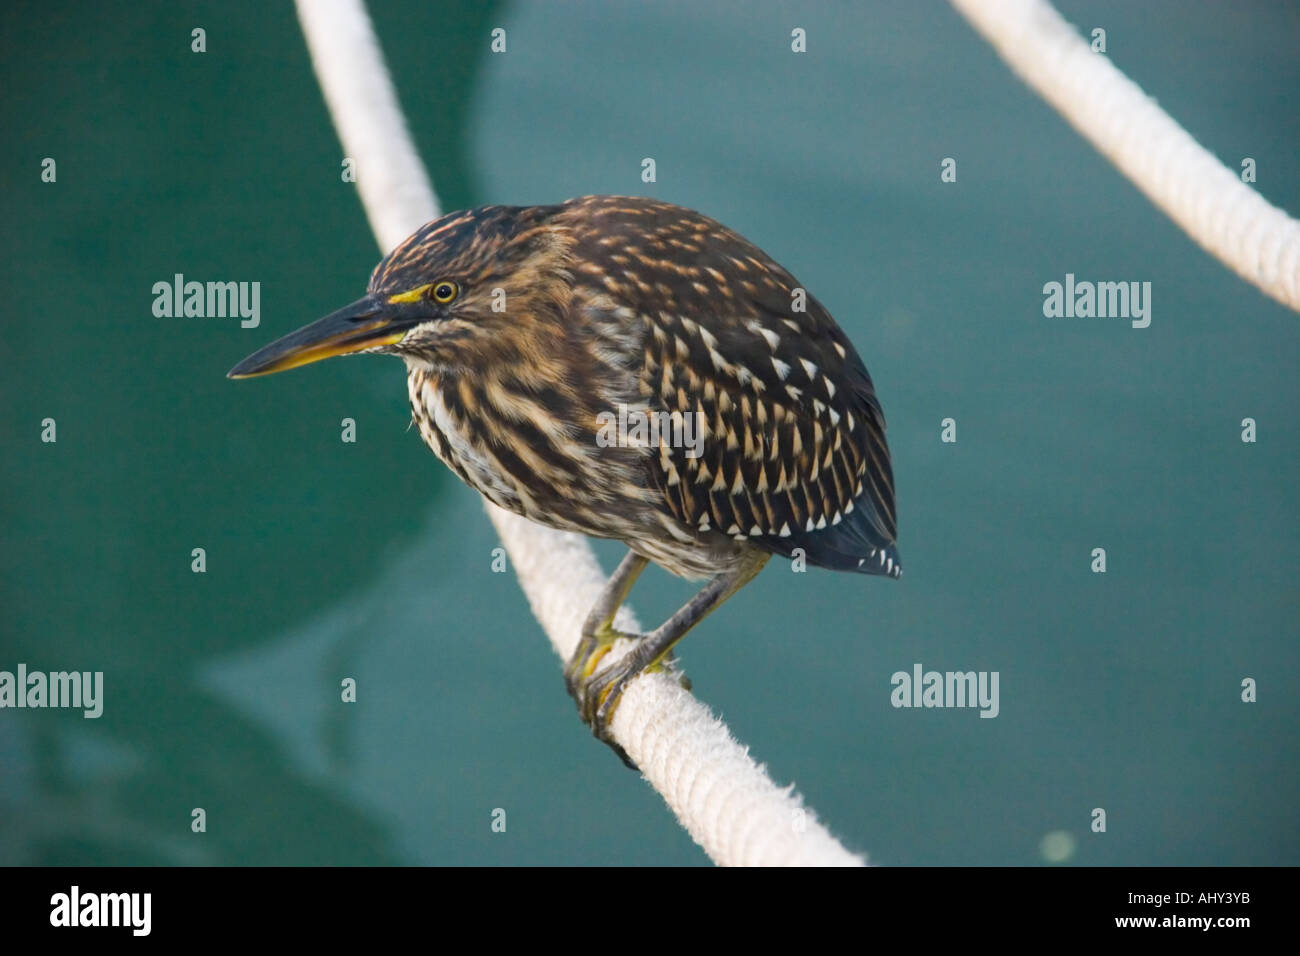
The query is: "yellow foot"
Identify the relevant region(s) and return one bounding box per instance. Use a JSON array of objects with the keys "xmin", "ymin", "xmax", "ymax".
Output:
[
  {"xmin": 565, "ymin": 638, "xmax": 690, "ymax": 769},
  {"xmin": 563, "ymin": 621, "xmax": 623, "ymax": 701}
]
